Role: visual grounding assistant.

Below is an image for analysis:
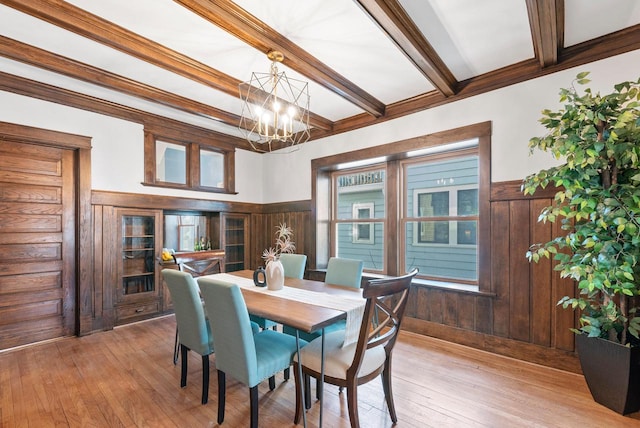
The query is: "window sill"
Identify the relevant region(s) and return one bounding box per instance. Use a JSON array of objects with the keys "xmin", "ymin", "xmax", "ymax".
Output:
[
  {"xmin": 412, "ymin": 278, "xmax": 495, "ymax": 297},
  {"xmin": 141, "ymin": 181, "xmax": 237, "ymax": 195}
]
